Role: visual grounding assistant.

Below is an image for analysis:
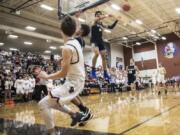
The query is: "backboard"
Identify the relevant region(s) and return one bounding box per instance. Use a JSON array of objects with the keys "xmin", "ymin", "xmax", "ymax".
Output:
[{"xmin": 58, "ymin": 0, "xmax": 109, "ymax": 19}]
